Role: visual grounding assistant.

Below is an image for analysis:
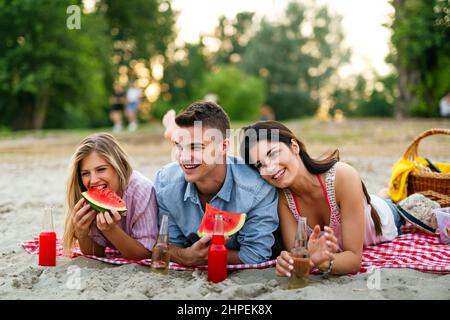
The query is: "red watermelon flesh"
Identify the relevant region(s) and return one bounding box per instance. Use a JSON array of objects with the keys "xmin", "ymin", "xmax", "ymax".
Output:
[
  {"xmin": 81, "ymin": 188, "xmax": 127, "ymax": 215},
  {"xmin": 197, "ymin": 203, "xmax": 246, "ymax": 237}
]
